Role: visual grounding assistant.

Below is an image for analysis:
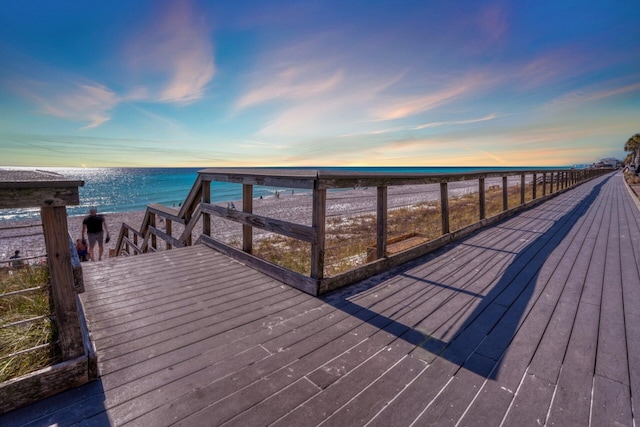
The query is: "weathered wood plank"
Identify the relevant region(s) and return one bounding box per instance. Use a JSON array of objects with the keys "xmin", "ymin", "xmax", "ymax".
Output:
[
  {"xmin": 242, "ymin": 183, "xmax": 253, "ymax": 253},
  {"xmin": 501, "ymin": 373, "xmax": 555, "ymax": 426},
  {"xmin": 200, "ymin": 234, "xmax": 319, "ymax": 295},
  {"xmin": 0, "ymin": 187, "xmax": 80, "ymax": 208},
  {"xmin": 0, "ymin": 357, "xmax": 88, "ymax": 415},
  {"xmin": 201, "ymin": 202, "xmax": 316, "ymax": 243},
  {"xmin": 41, "ymin": 205, "xmax": 84, "ymax": 360},
  {"xmin": 591, "ymin": 374, "xmax": 633, "ymax": 427},
  {"xmin": 147, "ymin": 203, "xmax": 184, "ymax": 224},
  {"xmin": 366, "ymin": 357, "xmax": 458, "ymax": 426},
  {"xmin": 147, "ymin": 225, "xmax": 185, "ymax": 248},
  {"xmin": 311, "ymin": 187, "xmax": 326, "ymax": 280},
  {"xmin": 376, "ymin": 186, "xmax": 387, "ymax": 260},
  {"xmin": 317, "ymin": 355, "xmax": 427, "ymax": 426}
]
